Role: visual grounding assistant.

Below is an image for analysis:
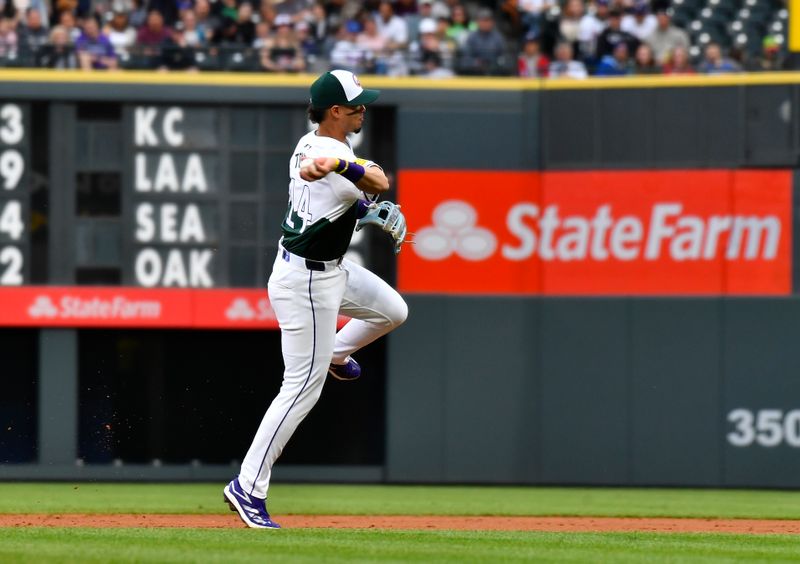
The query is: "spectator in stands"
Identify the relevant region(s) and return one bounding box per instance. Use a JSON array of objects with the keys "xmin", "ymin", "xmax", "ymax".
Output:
[
  {"xmin": 260, "ymin": 2, "xmax": 279, "ymax": 30},
  {"xmin": 307, "ymin": 1, "xmax": 333, "ymax": 50},
  {"xmin": 0, "ymin": 16, "xmax": 19, "ymax": 57},
  {"xmin": 408, "ymin": 16, "xmax": 450, "ymax": 74},
  {"xmin": 215, "ymin": 19, "xmax": 238, "ymax": 46},
  {"xmin": 446, "ymin": 3, "xmax": 474, "ymax": 47},
  {"xmin": 645, "ymin": 7, "xmax": 688, "ymax": 65},
  {"xmin": 4, "ymin": 0, "xmax": 49, "ymax": 28},
  {"xmin": 75, "ymin": 17, "xmax": 118, "ymax": 70},
  {"xmin": 596, "ymin": 8, "xmax": 638, "ymax": 59},
  {"xmin": 433, "ymin": 16, "xmax": 457, "ymax": 69},
  {"xmin": 621, "ymin": 2, "xmax": 656, "ymax": 41},
  {"xmin": 137, "ymin": 9, "xmax": 173, "ymax": 49},
  {"xmin": 661, "ymin": 44, "xmax": 694, "ymax": 74},
  {"xmin": 278, "ymin": 0, "xmax": 317, "ymax": 26},
  {"xmin": 394, "ymin": 0, "xmax": 417, "ymax": 17},
  {"xmin": 233, "ymin": 3, "xmax": 256, "ymax": 46},
  {"xmin": 128, "ymin": 0, "xmax": 148, "ymax": 29},
  {"xmin": 104, "ymin": 8, "xmax": 136, "ymax": 56},
  {"xmin": 357, "ymin": 13, "xmax": 388, "ymax": 56},
  {"xmin": 460, "ymin": 8, "xmax": 508, "ymax": 75},
  {"xmin": 410, "ymin": 0, "xmax": 436, "ymax": 43},
  {"xmin": 428, "ymin": 0, "xmax": 452, "ymax": 20},
  {"xmin": 358, "ymin": 14, "xmax": 391, "ymax": 73},
  {"xmin": 497, "ymin": 0, "xmax": 523, "ymax": 40},
  {"xmin": 253, "ymin": 21, "xmax": 270, "ymax": 49},
  {"xmin": 136, "ymin": 8, "xmax": 173, "ymax": 67},
  {"xmin": 218, "ymin": 0, "xmax": 238, "ymax": 24},
  {"xmin": 374, "ymin": 0, "xmax": 408, "ymax": 51},
  {"xmin": 57, "ymin": 10, "xmax": 81, "ymax": 42},
  {"xmin": 633, "ymin": 42, "xmax": 659, "ymax": 73},
  {"xmin": 17, "ymin": 9, "xmax": 48, "ymax": 56},
  {"xmin": 147, "ymin": 0, "xmax": 180, "ymax": 28},
  {"xmin": 595, "ymin": 41, "xmax": 632, "ymax": 75},
  {"xmin": 294, "ymin": 20, "xmax": 321, "ymax": 69},
  {"xmin": 36, "ymin": 24, "xmax": 78, "ymax": 68},
  {"xmin": 578, "ymin": 0, "xmax": 609, "ymax": 61},
  {"xmin": 329, "ymin": 19, "xmax": 366, "ymax": 72},
  {"xmin": 420, "ymin": 49, "xmax": 454, "ymax": 77},
  {"xmin": 559, "ymin": 0, "xmax": 584, "ymax": 46},
  {"xmin": 744, "ymin": 35, "xmax": 785, "ymax": 71},
  {"xmin": 276, "ymin": 0, "xmax": 316, "ymax": 23},
  {"xmin": 517, "ymin": 31, "xmax": 548, "ymax": 77},
  {"xmin": 519, "ymin": 0, "xmax": 553, "ymax": 38},
  {"xmin": 697, "ymin": 42, "xmax": 740, "ymax": 73},
  {"xmin": 193, "ymin": 0, "xmax": 220, "ymax": 45},
  {"xmin": 260, "ymin": 13, "xmax": 305, "ymax": 72},
  {"xmin": 175, "ymin": 8, "xmax": 205, "ymax": 48},
  {"xmin": 548, "ymin": 39, "xmax": 587, "ymax": 77}
]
